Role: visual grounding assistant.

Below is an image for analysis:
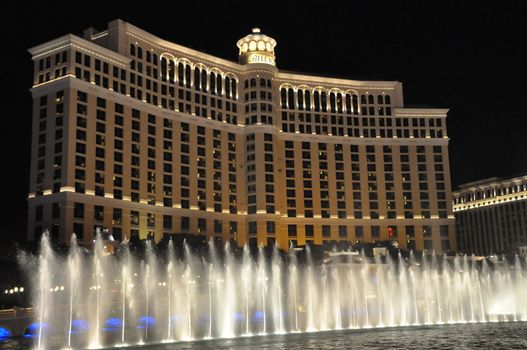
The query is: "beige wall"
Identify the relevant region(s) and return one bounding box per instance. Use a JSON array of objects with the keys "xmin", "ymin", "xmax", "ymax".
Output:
[{"xmin": 27, "ymin": 21, "xmax": 455, "ymax": 253}]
